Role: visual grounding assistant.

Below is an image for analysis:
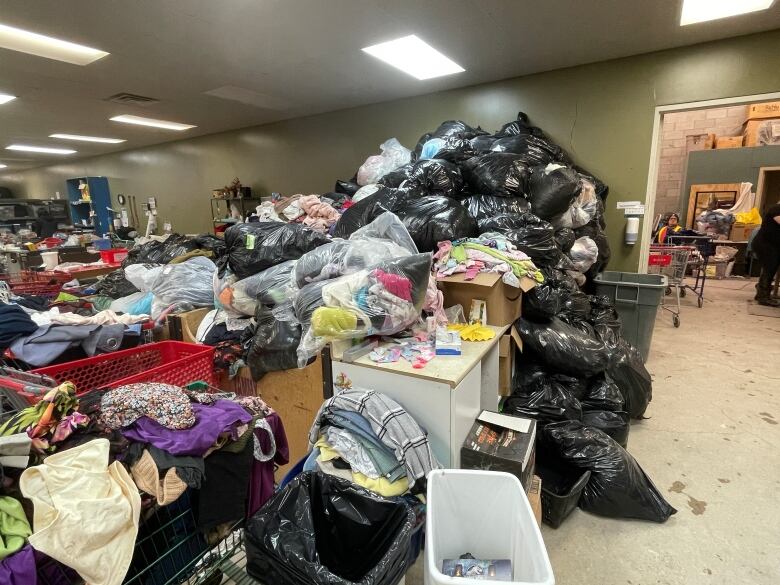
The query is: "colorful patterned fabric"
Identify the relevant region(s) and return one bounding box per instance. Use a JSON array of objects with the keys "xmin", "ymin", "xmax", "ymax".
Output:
[{"xmin": 100, "ymin": 383, "xmax": 195, "ymax": 430}]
